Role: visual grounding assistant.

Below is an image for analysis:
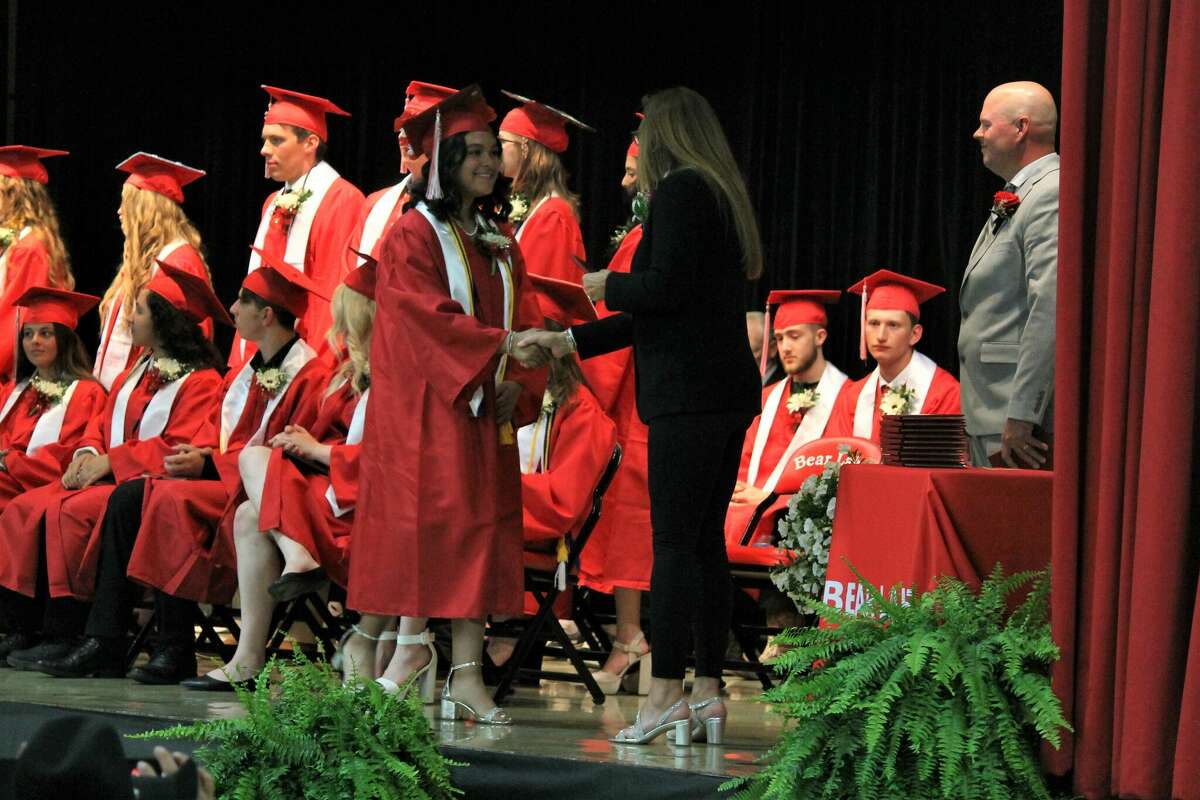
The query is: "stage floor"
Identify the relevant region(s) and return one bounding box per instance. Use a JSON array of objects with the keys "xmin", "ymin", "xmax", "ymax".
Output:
[{"xmin": 0, "ymin": 655, "xmax": 779, "ymax": 797}]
